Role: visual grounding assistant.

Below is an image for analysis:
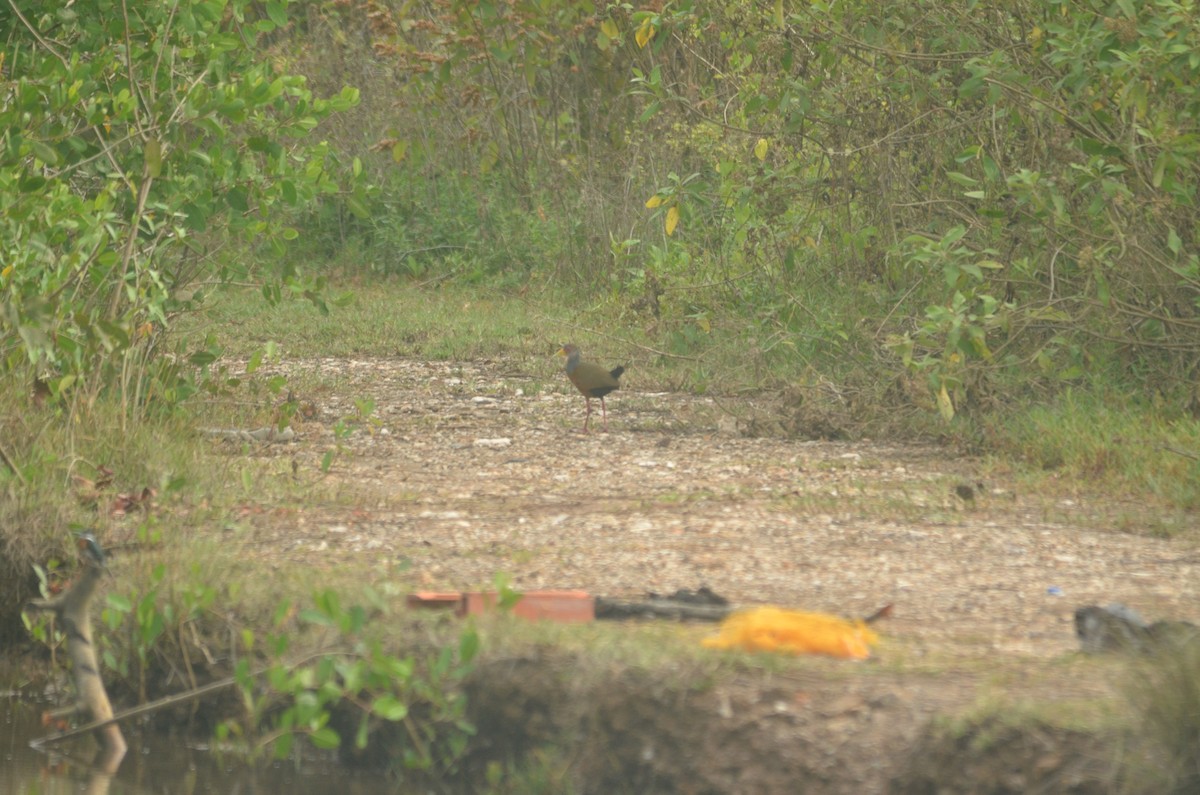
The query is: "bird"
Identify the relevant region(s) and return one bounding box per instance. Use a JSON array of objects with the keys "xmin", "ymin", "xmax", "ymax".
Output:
[
  {"xmin": 74, "ymin": 530, "xmax": 106, "ymax": 568},
  {"xmin": 557, "ymin": 344, "xmax": 624, "ymax": 433}
]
